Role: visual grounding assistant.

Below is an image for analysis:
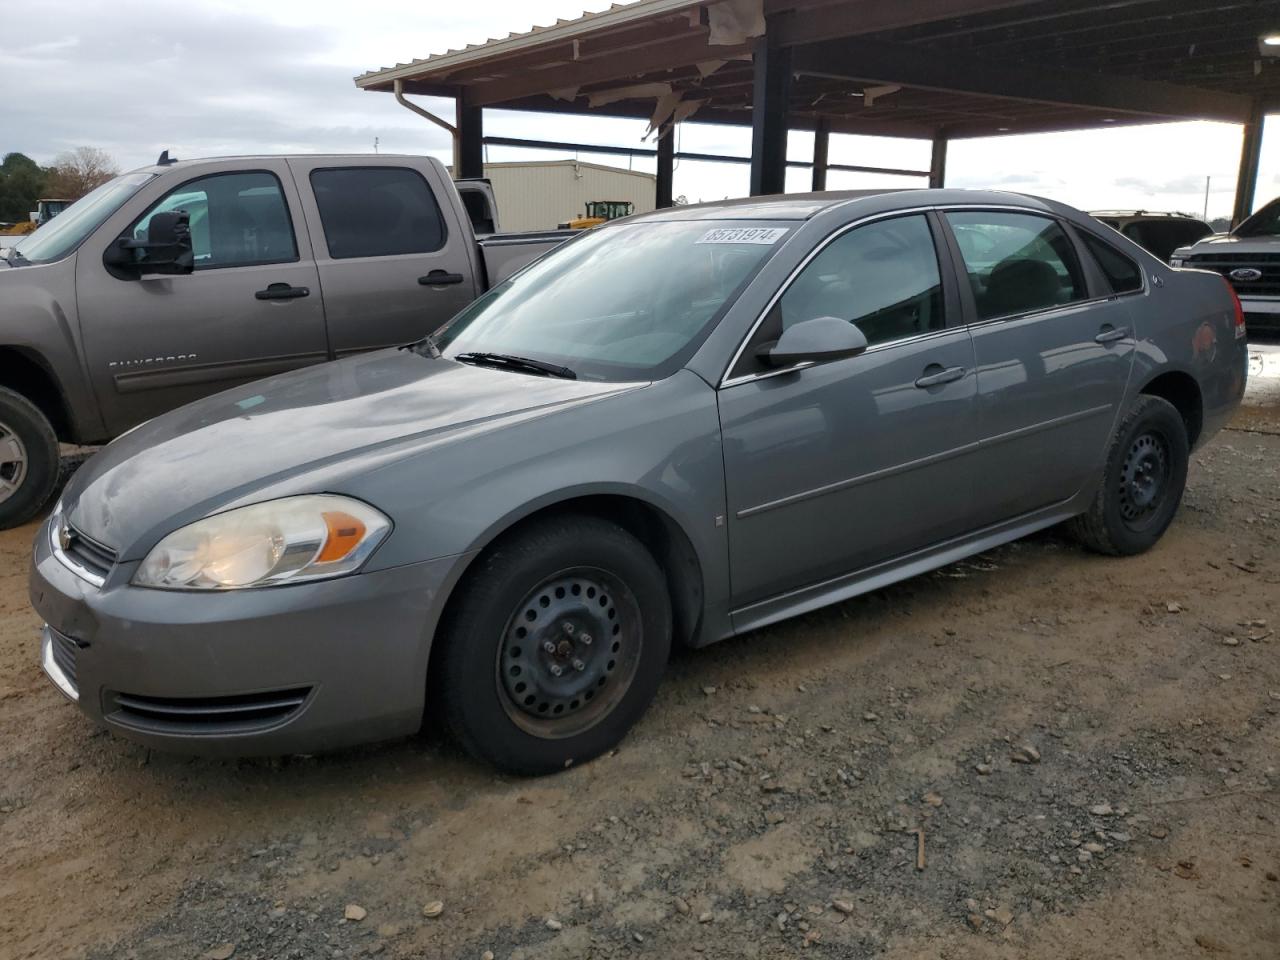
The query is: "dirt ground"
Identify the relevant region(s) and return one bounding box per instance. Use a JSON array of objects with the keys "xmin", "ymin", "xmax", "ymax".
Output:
[{"xmin": 2, "ymin": 373, "xmax": 1278, "ymax": 960}]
